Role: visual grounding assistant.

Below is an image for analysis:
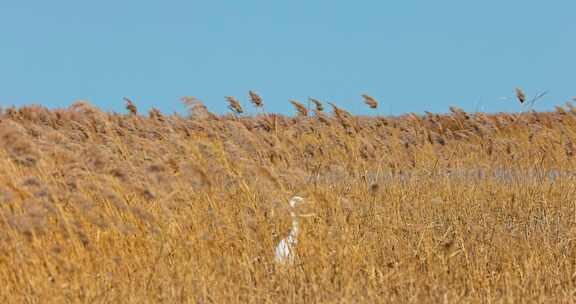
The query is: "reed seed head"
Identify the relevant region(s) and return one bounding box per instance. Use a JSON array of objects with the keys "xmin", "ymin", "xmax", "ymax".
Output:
[
  {"xmin": 248, "ymin": 91, "xmax": 264, "ymax": 108},
  {"xmin": 123, "ymin": 97, "xmax": 138, "ymax": 115},
  {"xmin": 362, "ymin": 94, "xmax": 378, "ymax": 109},
  {"xmin": 309, "ymin": 98, "xmax": 324, "ymax": 112},
  {"xmin": 290, "ymin": 100, "xmax": 308, "ymax": 117},
  {"xmin": 226, "ymin": 96, "xmax": 244, "ymax": 114}
]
